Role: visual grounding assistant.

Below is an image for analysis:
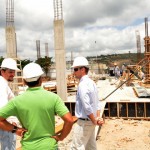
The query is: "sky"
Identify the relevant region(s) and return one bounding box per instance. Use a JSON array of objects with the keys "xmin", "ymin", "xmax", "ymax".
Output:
[{"xmin": 0, "ymin": 0, "xmax": 150, "ymax": 61}]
